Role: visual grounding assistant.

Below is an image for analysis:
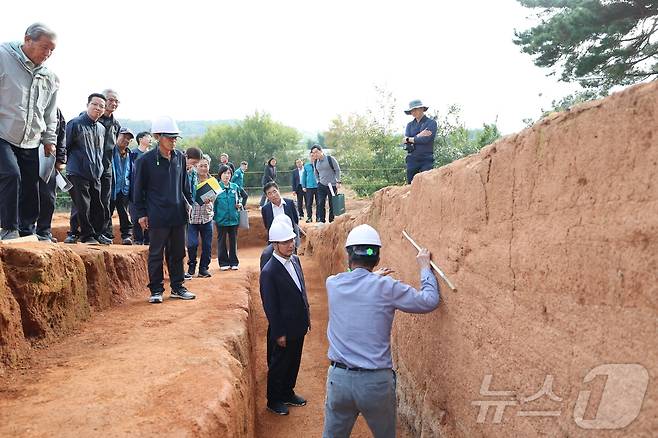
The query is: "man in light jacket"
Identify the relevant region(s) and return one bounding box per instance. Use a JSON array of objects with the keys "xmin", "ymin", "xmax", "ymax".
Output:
[{"xmin": 0, "ymin": 23, "xmax": 59, "ymax": 240}]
